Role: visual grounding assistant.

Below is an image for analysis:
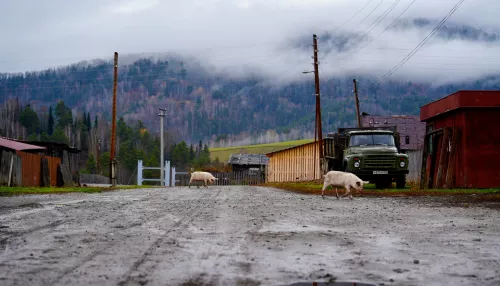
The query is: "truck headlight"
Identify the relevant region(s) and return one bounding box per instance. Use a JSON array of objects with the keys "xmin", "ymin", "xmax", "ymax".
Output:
[
  {"xmin": 354, "ymin": 161, "xmax": 360, "ymax": 168},
  {"xmin": 400, "ymin": 161, "xmax": 406, "ymax": 168}
]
